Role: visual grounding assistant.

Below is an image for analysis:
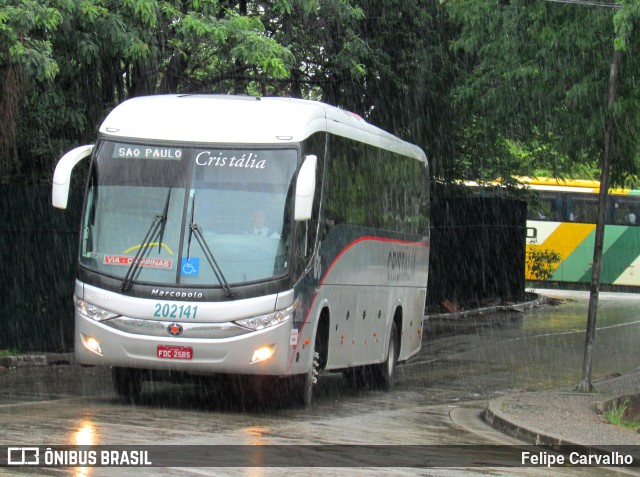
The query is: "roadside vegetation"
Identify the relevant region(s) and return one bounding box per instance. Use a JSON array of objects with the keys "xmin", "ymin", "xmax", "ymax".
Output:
[
  {"xmin": 604, "ymin": 399, "xmax": 640, "ymax": 431},
  {"xmin": 2, "ymin": 1, "xmax": 640, "ymax": 188}
]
